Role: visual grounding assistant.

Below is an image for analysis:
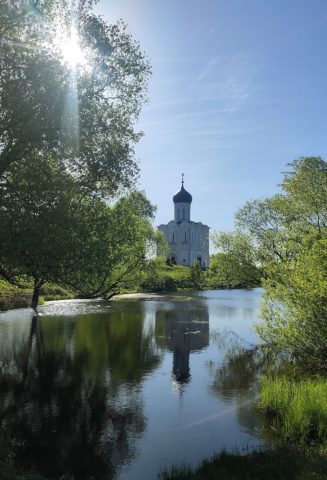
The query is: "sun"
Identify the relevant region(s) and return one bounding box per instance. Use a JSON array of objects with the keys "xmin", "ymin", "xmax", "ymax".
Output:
[{"xmin": 59, "ymin": 28, "xmax": 86, "ymax": 68}]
